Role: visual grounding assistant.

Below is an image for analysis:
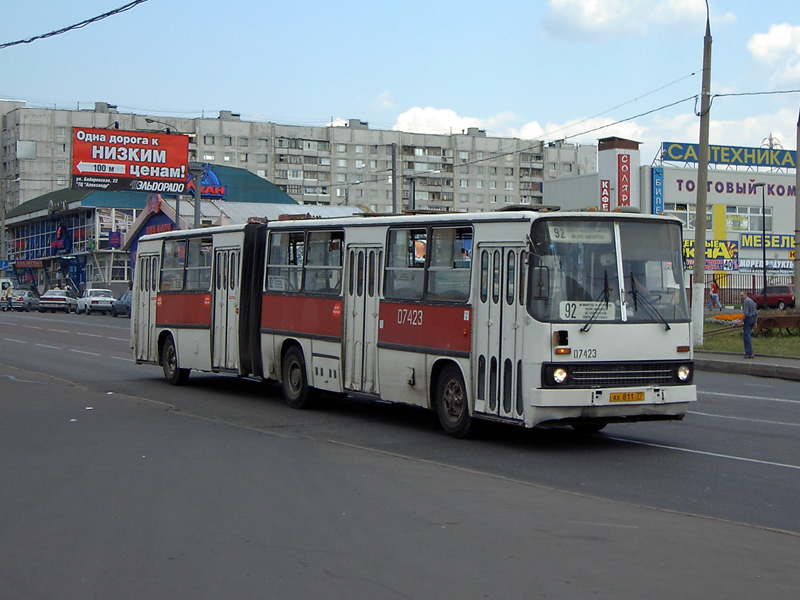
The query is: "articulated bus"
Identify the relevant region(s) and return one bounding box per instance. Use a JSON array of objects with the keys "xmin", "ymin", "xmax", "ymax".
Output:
[{"xmin": 132, "ymin": 208, "xmax": 695, "ymax": 437}]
